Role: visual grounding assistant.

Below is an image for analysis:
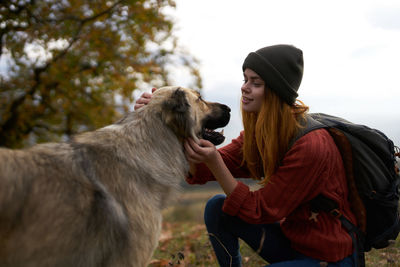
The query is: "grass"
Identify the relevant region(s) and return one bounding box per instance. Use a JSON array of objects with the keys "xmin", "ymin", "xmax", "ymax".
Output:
[{"xmin": 149, "ymin": 186, "xmax": 400, "ymax": 267}]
